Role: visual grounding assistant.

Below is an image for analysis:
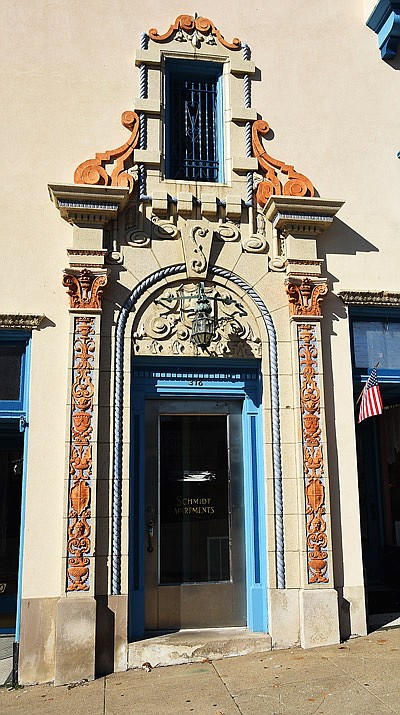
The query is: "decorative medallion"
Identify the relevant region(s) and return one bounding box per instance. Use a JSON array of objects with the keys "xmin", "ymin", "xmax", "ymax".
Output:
[
  {"xmin": 67, "ymin": 316, "xmax": 95, "ymax": 591},
  {"xmin": 286, "ymin": 278, "xmax": 328, "ymax": 317},
  {"xmin": 148, "ymin": 14, "xmax": 241, "ymax": 50},
  {"xmin": 252, "ymin": 119, "xmax": 315, "ymax": 207},
  {"xmin": 133, "ymin": 282, "xmax": 261, "ymax": 358},
  {"xmin": 63, "ymin": 269, "xmax": 108, "ymax": 310},
  {"xmin": 298, "ymin": 323, "xmax": 329, "ymax": 584},
  {"xmin": 74, "ymin": 110, "xmax": 140, "ymax": 192}
]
